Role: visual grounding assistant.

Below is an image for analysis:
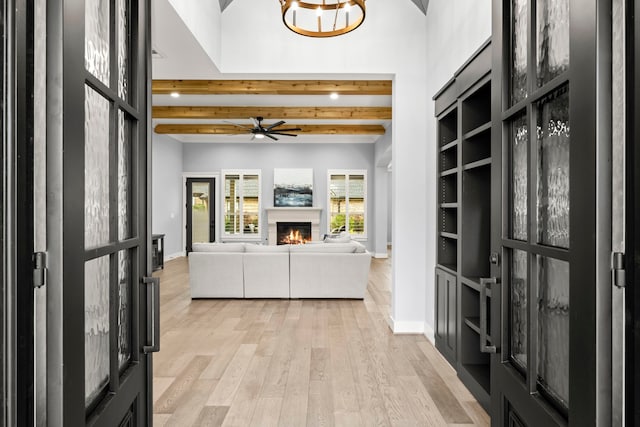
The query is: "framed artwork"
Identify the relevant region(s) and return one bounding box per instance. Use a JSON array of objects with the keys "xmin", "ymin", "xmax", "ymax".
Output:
[{"xmin": 274, "ymin": 168, "xmax": 313, "ymax": 207}]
